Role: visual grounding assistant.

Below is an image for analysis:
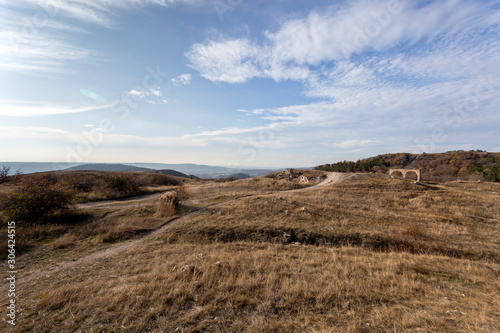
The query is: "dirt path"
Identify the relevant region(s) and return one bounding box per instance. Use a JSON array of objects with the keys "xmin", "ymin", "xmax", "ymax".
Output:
[
  {"xmin": 77, "ymin": 191, "xmax": 166, "ymax": 209},
  {"xmin": 0, "ymin": 204, "xmax": 216, "ymax": 288},
  {"xmin": 310, "ymin": 172, "xmax": 353, "ymax": 188},
  {"xmin": 2, "ymin": 172, "xmax": 349, "ymax": 288}
]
